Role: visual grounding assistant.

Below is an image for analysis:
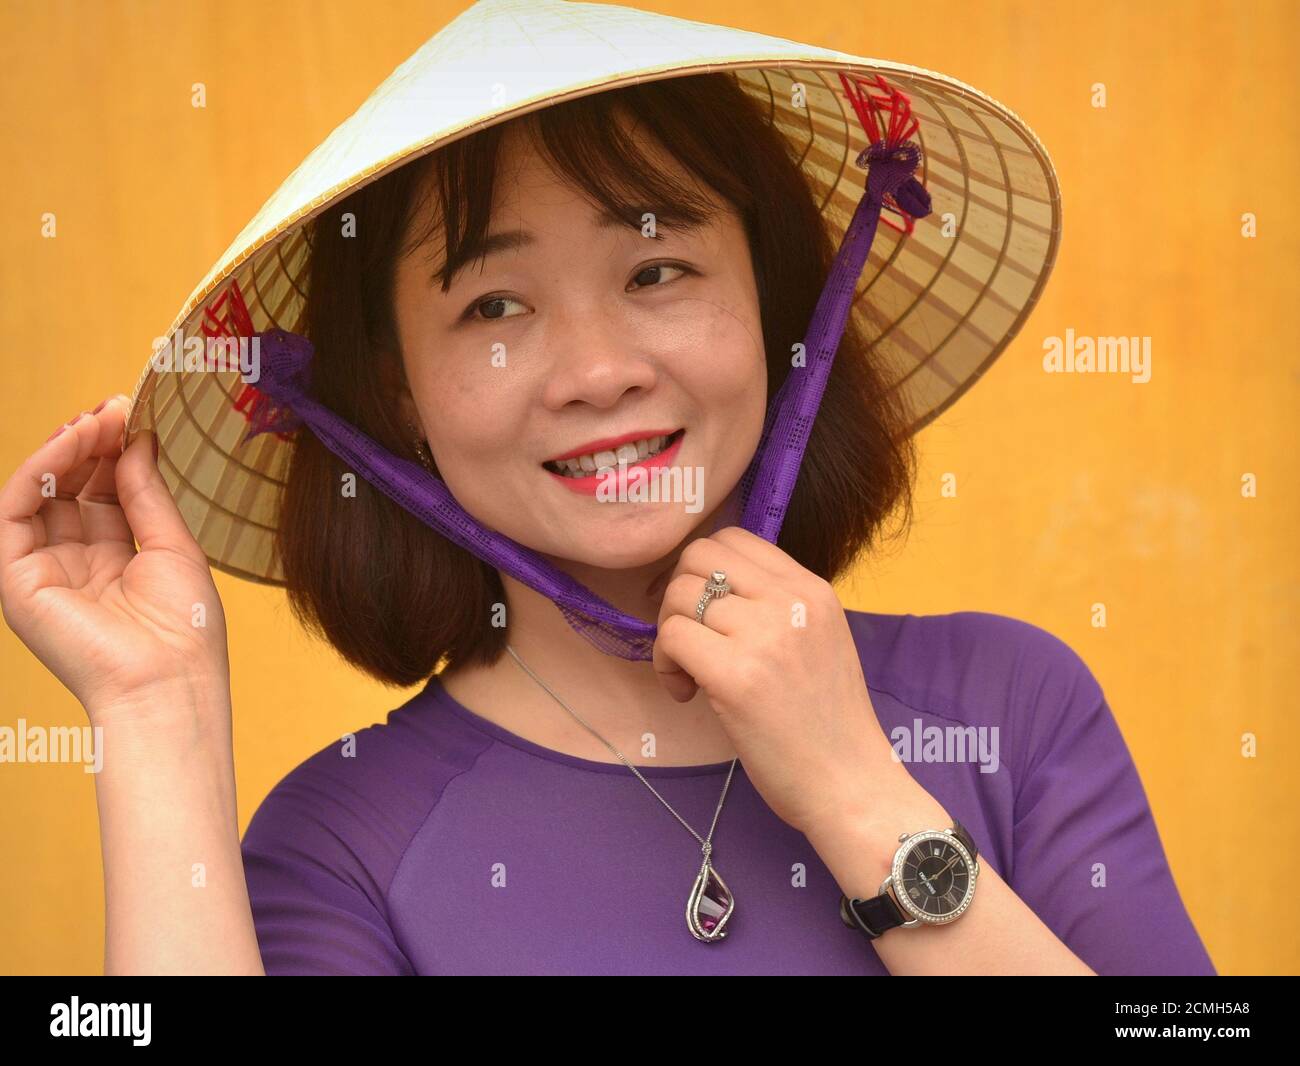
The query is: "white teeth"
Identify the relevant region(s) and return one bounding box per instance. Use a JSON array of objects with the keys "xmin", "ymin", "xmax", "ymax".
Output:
[{"xmin": 546, "ymin": 433, "xmax": 678, "ymax": 477}]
